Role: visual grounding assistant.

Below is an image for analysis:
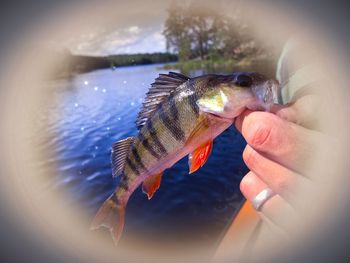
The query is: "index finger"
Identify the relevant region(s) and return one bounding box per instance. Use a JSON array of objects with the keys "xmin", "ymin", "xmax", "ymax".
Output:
[{"xmin": 238, "ymin": 111, "xmax": 323, "ymax": 175}]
